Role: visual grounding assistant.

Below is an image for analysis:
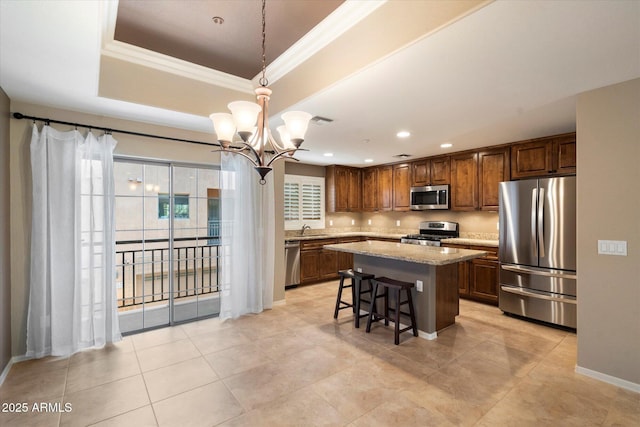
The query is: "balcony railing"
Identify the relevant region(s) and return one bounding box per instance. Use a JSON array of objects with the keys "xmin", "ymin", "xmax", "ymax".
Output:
[{"xmin": 115, "ymin": 235, "xmax": 221, "ymax": 309}]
